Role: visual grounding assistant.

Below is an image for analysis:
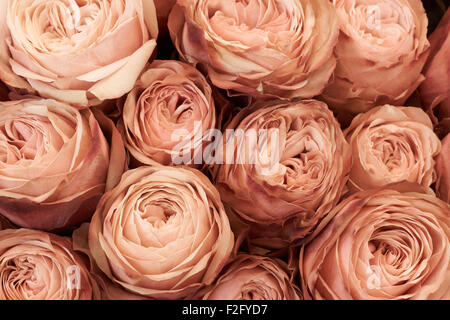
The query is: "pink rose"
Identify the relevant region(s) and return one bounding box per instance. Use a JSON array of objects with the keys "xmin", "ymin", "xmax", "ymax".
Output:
[{"xmin": 436, "ymin": 134, "xmax": 450, "ymax": 203}]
